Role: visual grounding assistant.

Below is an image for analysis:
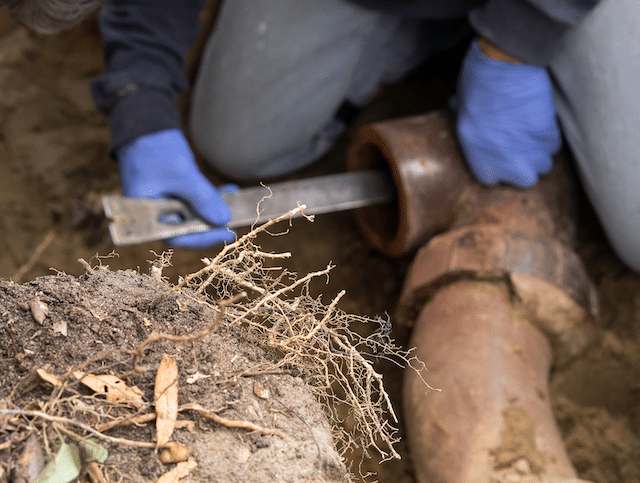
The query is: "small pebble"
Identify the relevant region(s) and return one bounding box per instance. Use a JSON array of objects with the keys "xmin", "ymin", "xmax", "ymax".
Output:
[{"xmin": 514, "ymin": 458, "xmax": 530, "ymax": 475}]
